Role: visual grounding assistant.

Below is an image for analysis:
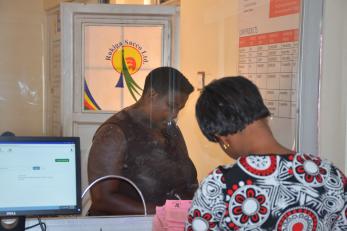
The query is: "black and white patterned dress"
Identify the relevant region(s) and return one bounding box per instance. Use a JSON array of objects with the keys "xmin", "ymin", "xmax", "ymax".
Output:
[{"xmin": 185, "ymin": 153, "xmax": 347, "ymax": 230}]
